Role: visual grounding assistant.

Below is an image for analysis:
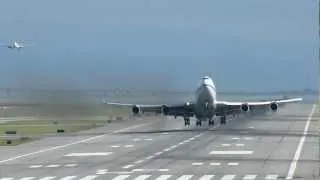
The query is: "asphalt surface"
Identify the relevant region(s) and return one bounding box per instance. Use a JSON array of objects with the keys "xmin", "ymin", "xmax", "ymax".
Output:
[{"xmin": 0, "ymin": 103, "xmax": 317, "ymax": 180}]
